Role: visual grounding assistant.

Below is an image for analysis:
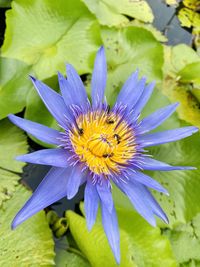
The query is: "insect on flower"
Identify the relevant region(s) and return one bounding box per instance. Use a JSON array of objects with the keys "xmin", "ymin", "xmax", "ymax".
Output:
[{"xmin": 9, "ymin": 46, "xmax": 198, "ymax": 263}]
